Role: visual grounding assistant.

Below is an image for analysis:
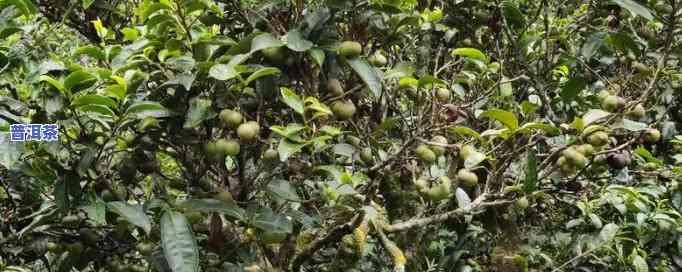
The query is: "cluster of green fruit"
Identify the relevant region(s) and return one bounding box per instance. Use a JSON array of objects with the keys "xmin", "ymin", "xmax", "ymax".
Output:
[
  {"xmin": 597, "ymin": 90, "xmax": 647, "ymax": 120},
  {"xmin": 204, "ymin": 109, "xmax": 260, "ymax": 162},
  {"xmin": 397, "ymin": 77, "xmax": 452, "ymax": 103},
  {"xmin": 411, "ymin": 137, "xmax": 480, "ymax": 201}
]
